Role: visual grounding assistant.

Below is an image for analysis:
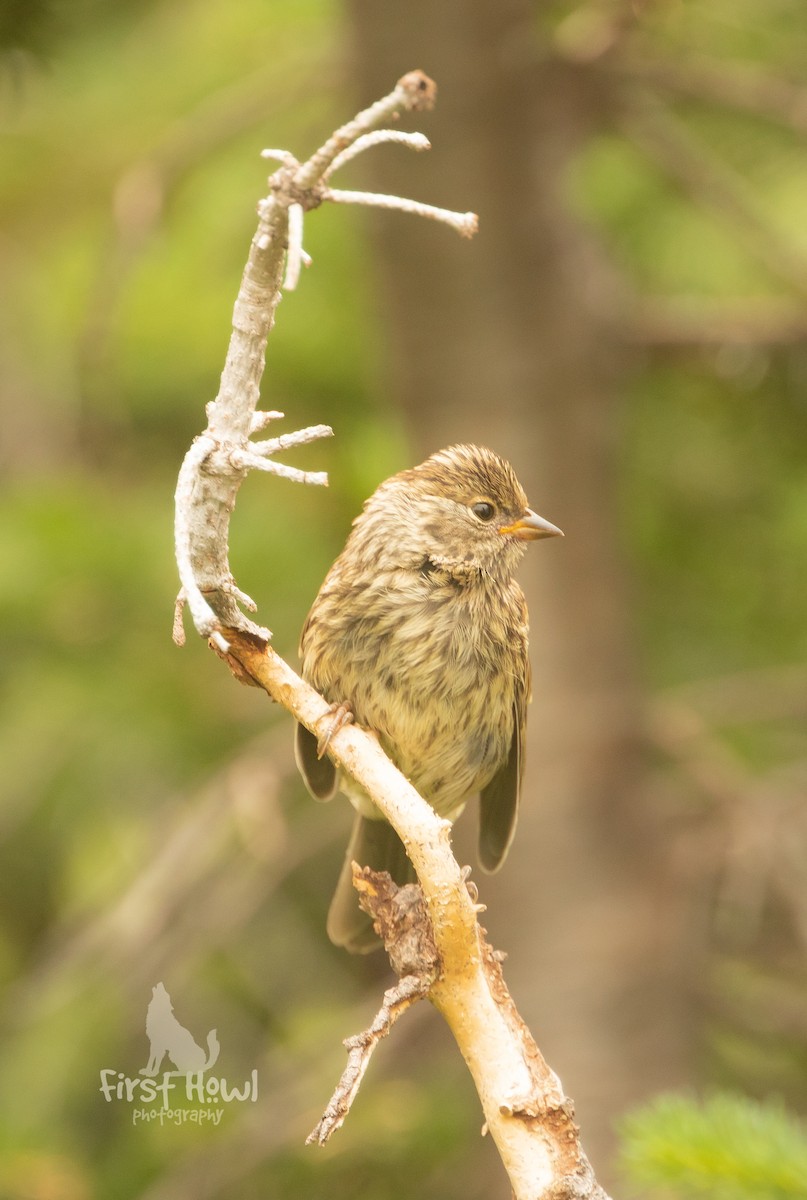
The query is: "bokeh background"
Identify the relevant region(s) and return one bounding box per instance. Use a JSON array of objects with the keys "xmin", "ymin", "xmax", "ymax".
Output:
[{"xmin": 2, "ymin": 1, "xmax": 807, "ymax": 1197}]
